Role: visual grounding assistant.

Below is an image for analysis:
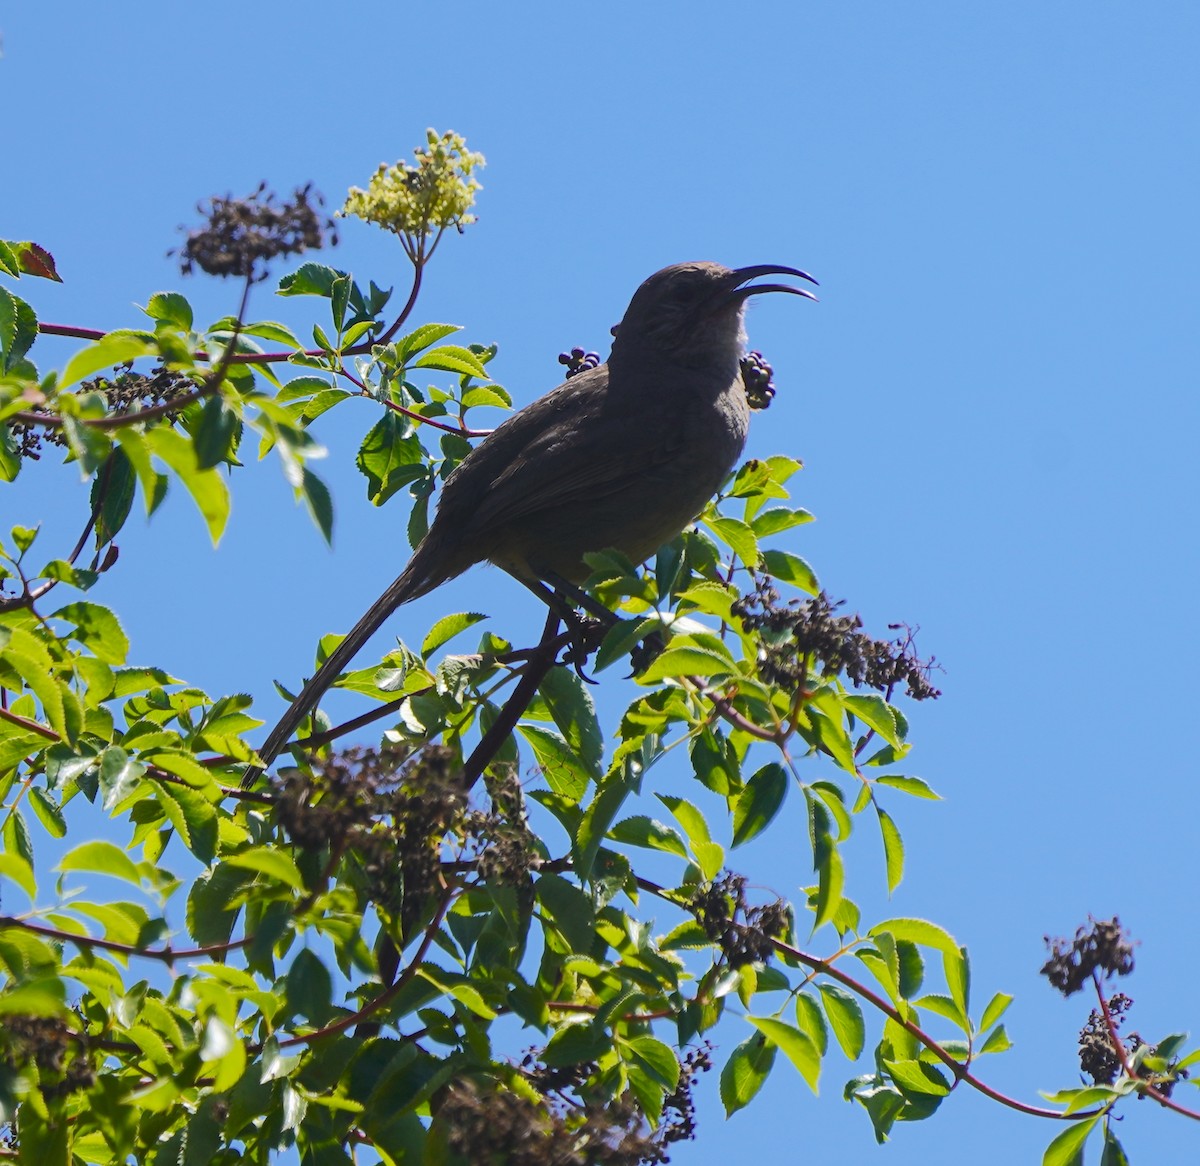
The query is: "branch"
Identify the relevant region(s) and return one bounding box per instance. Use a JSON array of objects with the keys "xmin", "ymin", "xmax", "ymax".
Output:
[
  {"xmin": 461, "ymin": 609, "xmax": 562, "ymax": 790},
  {"xmin": 0, "ymin": 914, "xmax": 249, "ymax": 964}
]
